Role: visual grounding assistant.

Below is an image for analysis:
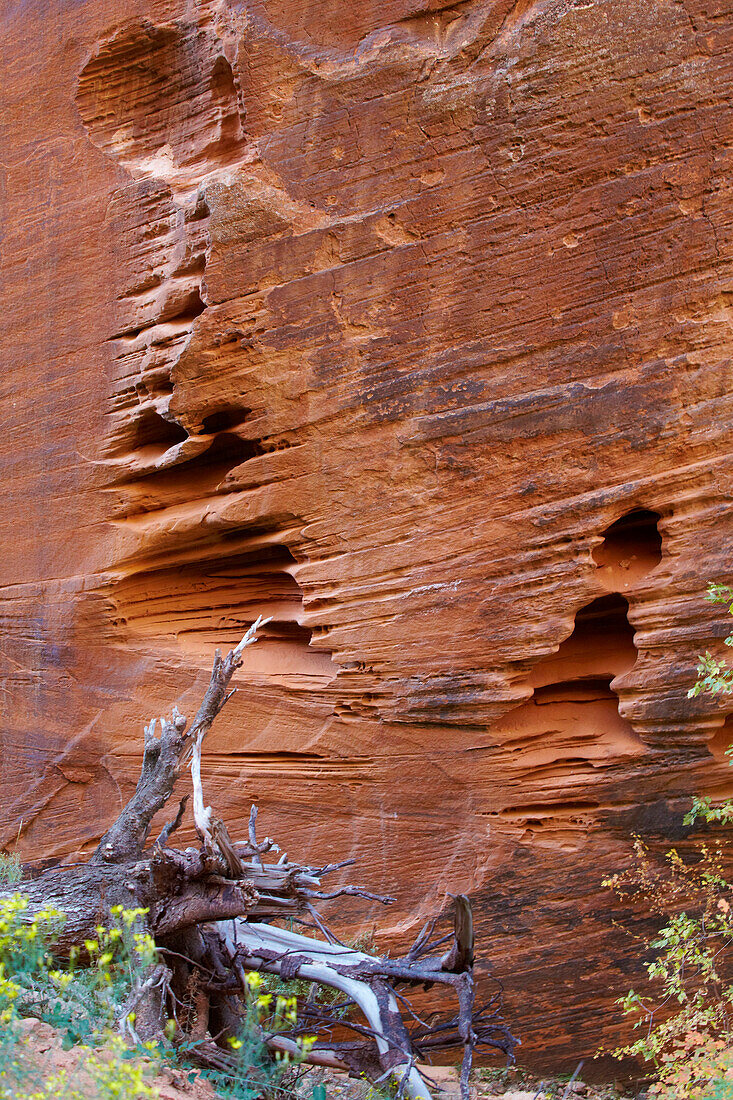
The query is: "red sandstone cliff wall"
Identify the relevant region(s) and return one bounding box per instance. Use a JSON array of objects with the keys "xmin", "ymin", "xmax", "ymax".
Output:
[{"xmin": 1, "ymin": 0, "xmax": 733, "ymax": 1069}]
